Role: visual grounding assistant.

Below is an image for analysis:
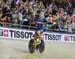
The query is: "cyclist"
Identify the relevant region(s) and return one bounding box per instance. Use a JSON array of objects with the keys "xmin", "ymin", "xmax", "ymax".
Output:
[{"xmin": 34, "ymin": 12, "xmax": 47, "ymax": 42}]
